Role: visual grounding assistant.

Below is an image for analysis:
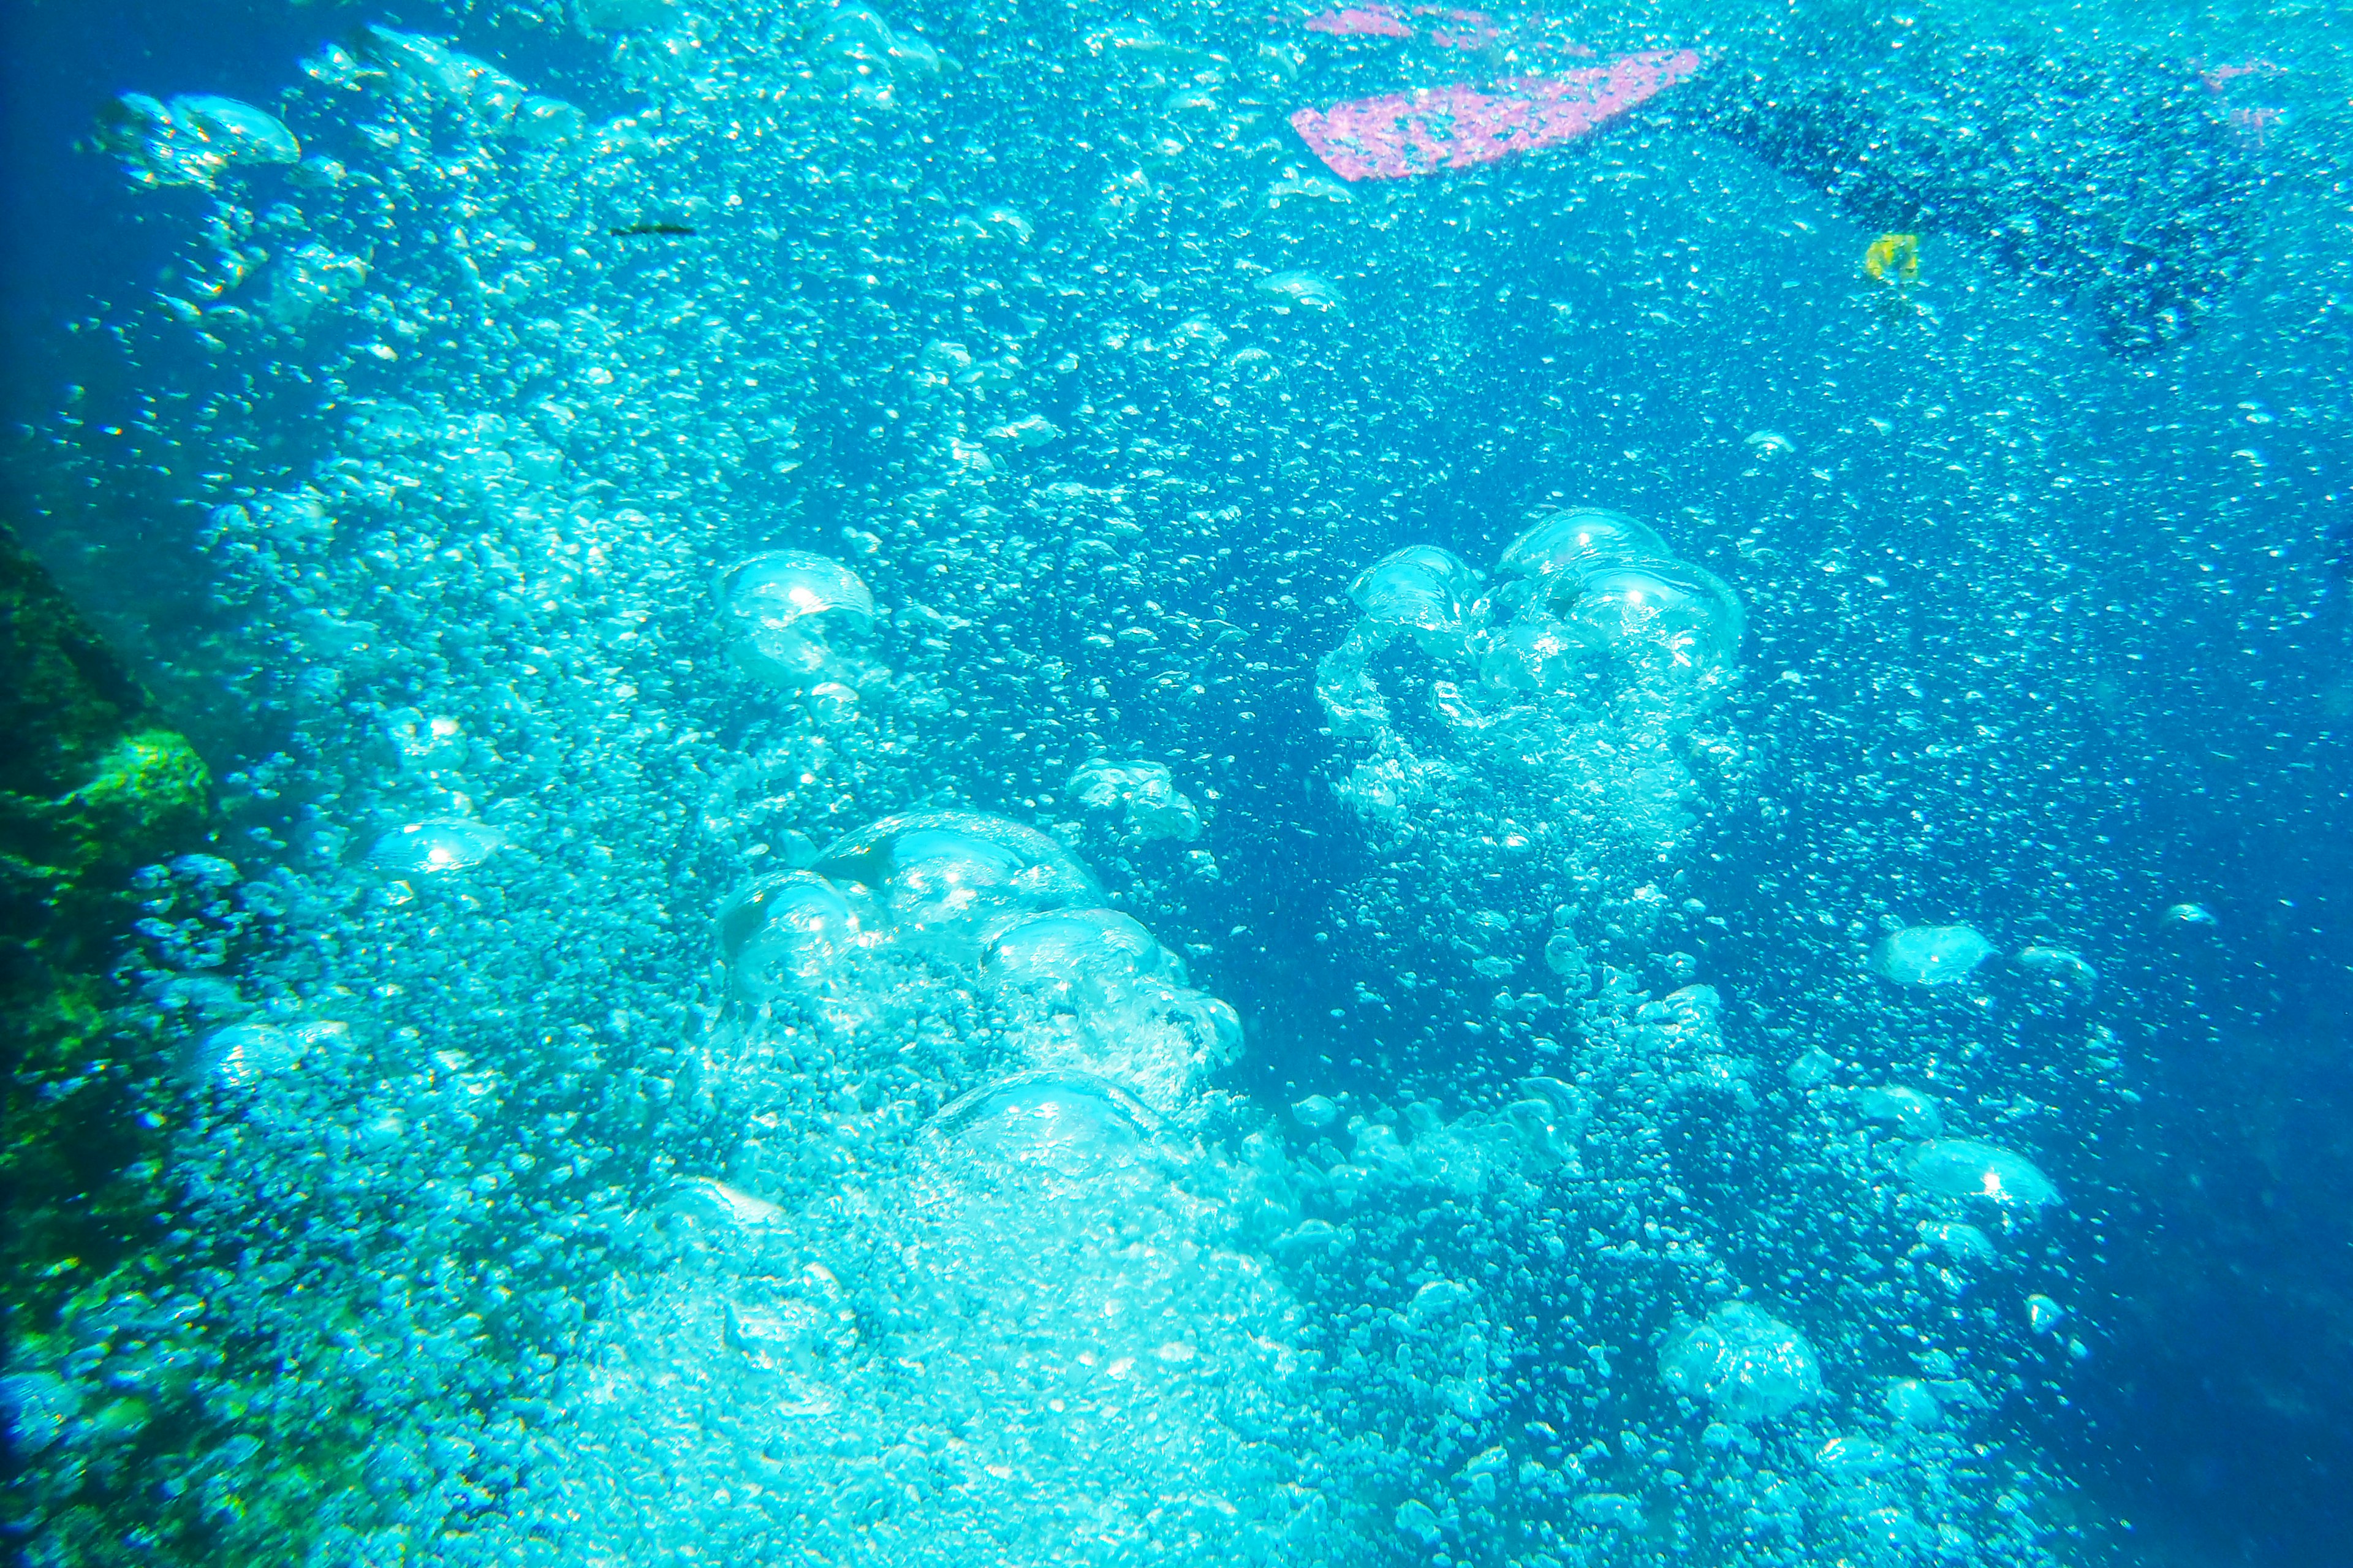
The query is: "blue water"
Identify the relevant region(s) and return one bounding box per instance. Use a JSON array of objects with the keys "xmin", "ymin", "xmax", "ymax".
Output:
[{"xmin": 5, "ymin": 2, "xmax": 2351, "ymax": 1564}]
